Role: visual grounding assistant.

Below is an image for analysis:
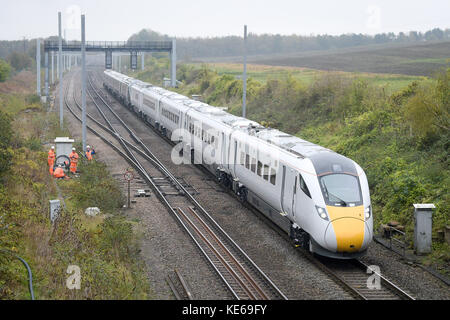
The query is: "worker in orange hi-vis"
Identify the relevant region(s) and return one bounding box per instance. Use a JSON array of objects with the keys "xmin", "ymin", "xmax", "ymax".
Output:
[
  {"xmin": 69, "ymin": 147, "xmax": 79, "ymax": 174},
  {"xmin": 48, "ymin": 146, "xmax": 56, "ymax": 175},
  {"xmin": 53, "ymin": 164, "xmax": 65, "ymax": 179},
  {"xmin": 85, "ymin": 145, "xmax": 94, "ymax": 161}
]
